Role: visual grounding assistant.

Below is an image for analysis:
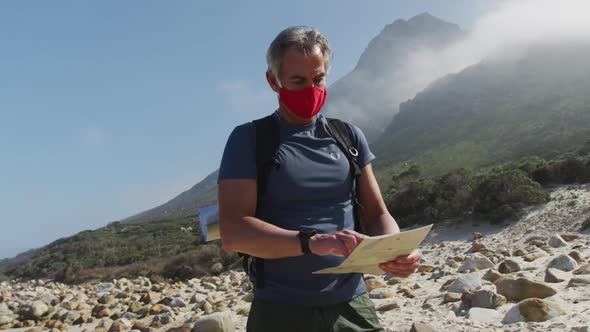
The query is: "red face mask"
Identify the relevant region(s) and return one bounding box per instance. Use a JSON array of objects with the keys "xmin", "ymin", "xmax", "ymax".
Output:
[{"xmin": 279, "ymin": 86, "xmax": 327, "ymax": 119}]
